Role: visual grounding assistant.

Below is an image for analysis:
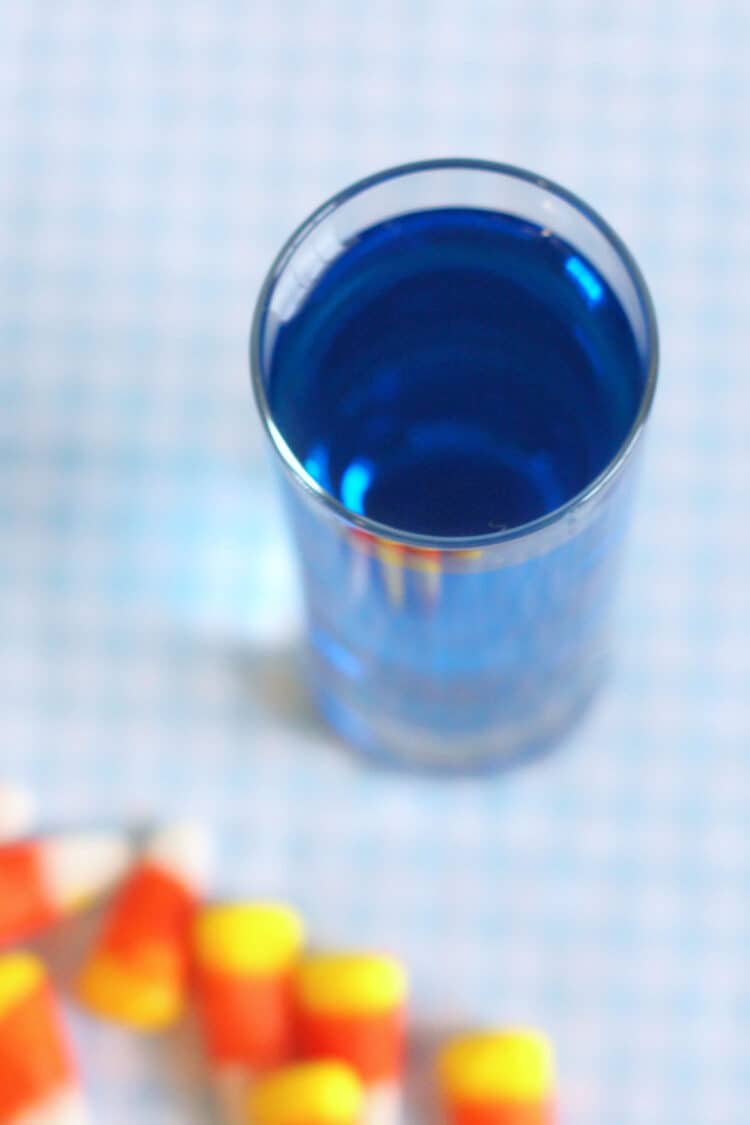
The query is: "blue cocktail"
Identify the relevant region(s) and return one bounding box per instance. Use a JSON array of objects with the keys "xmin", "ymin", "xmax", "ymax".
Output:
[{"xmin": 251, "ymin": 161, "xmax": 658, "ymax": 770}]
